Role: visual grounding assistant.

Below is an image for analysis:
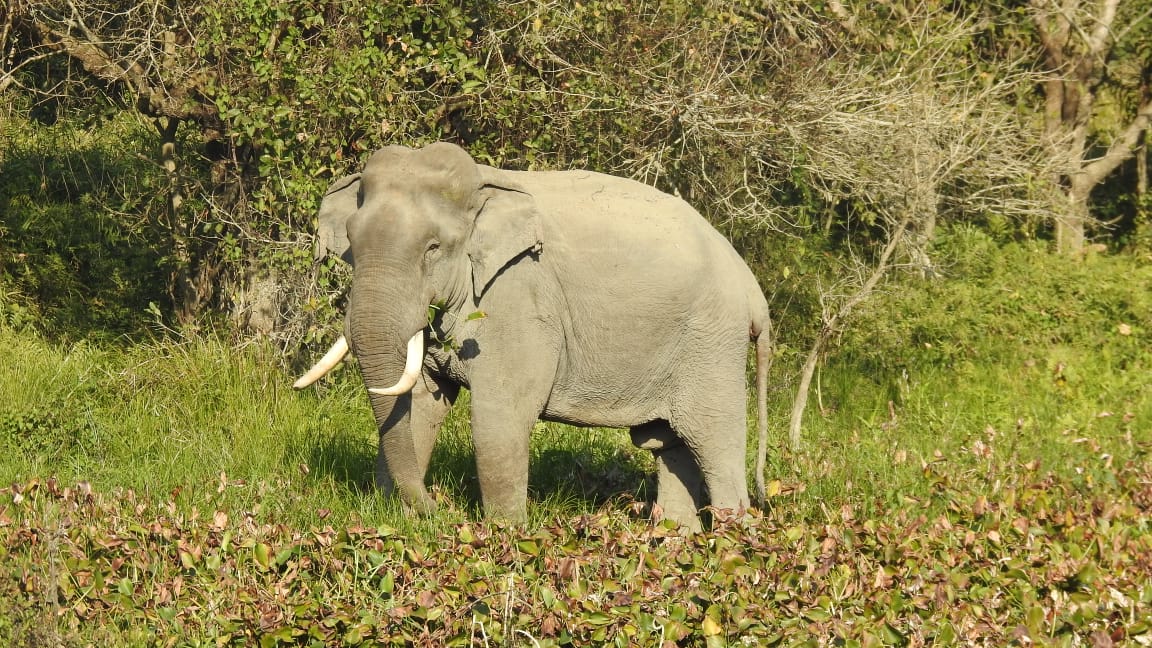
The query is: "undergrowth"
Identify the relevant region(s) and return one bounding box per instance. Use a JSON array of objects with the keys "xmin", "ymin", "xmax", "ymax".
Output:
[{"xmin": 2, "ymin": 461, "xmax": 1149, "ymax": 646}]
